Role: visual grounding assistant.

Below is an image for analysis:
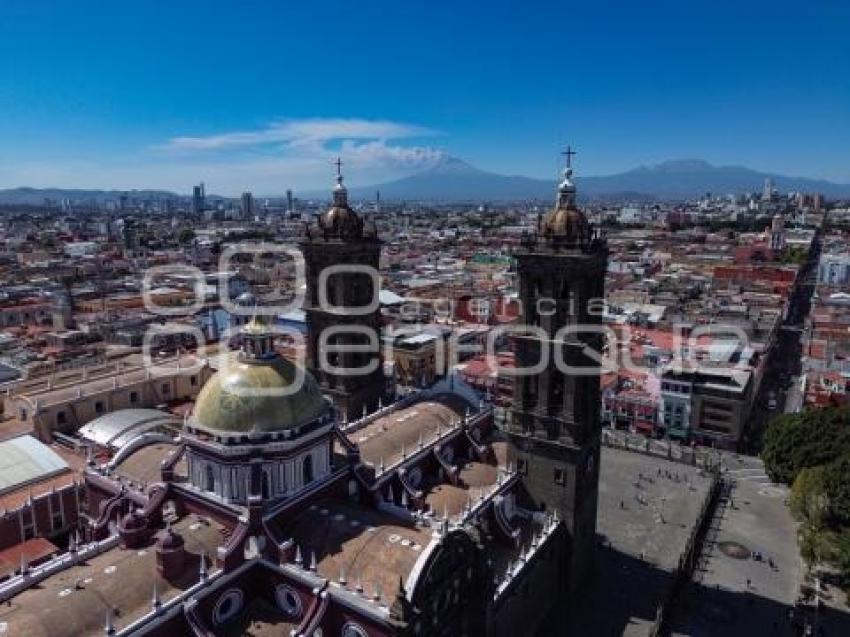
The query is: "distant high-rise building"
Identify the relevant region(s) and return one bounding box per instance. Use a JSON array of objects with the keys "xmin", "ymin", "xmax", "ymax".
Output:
[
  {"xmin": 241, "ymin": 191, "xmax": 254, "ymax": 219},
  {"xmin": 122, "ymin": 218, "xmax": 138, "ymax": 250},
  {"xmin": 192, "ymin": 182, "xmax": 206, "ymax": 215},
  {"xmin": 763, "ymin": 177, "xmax": 775, "ymax": 201},
  {"xmin": 797, "ymin": 192, "xmax": 824, "ymax": 212},
  {"xmin": 770, "ymin": 213, "xmax": 786, "ymax": 251},
  {"xmin": 286, "ymin": 189, "xmax": 294, "ymax": 214}
]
